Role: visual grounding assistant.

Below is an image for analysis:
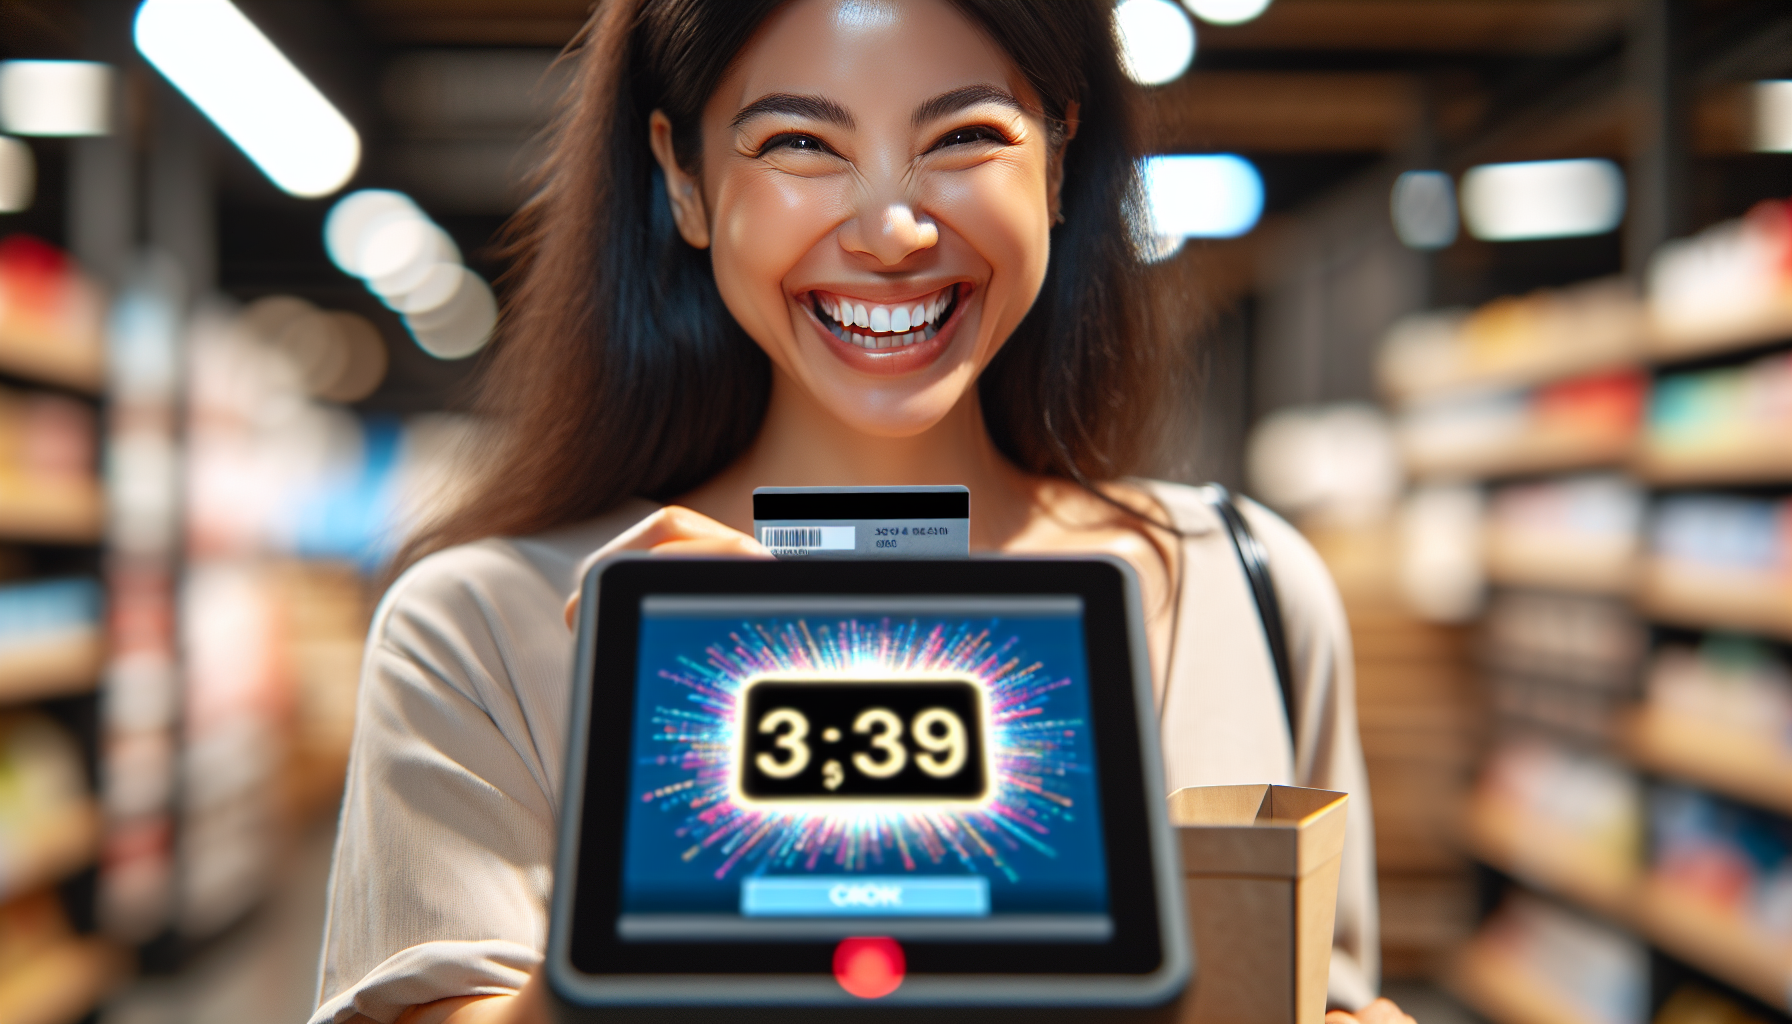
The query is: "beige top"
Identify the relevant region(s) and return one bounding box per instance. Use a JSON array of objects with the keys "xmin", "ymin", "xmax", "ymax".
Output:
[{"xmin": 309, "ymin": 481, "xmax": 1378, "ymax": 1024}]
